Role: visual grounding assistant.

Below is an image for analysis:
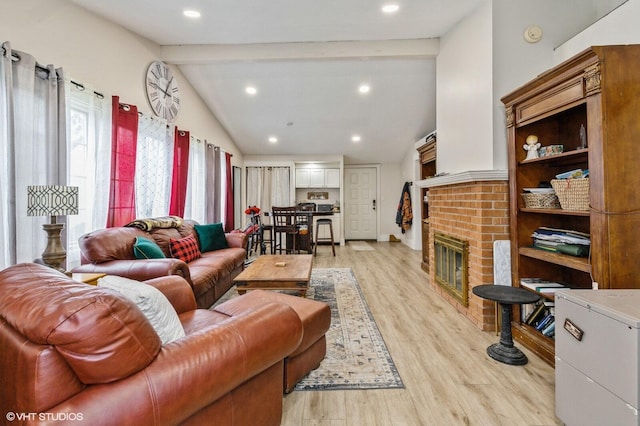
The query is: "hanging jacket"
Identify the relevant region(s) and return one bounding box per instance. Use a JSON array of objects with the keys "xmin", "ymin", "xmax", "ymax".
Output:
[{"xmin": 395, "ymin": 182, "xmax": 413, "ymax": 233}]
